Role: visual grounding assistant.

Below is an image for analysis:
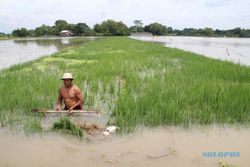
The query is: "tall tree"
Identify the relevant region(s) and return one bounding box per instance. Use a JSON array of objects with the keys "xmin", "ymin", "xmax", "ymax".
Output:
[
  {"xmin": 93, "ymin": 20, "xmax": 129, "ymax": 36},
  {"xmin": 34, "ymin": 24, "xmax": 55, "ymax": 36},
  {"xmin": 12, "ymin": 28, "xmax": 28, "ymax": 37},
  {"xmin": 93, "ymin": 24, "xmax": 103, "ymax": 33},
  {"xmin": 131, "ymin": 20, "xmax": 144, "ymax": 32},
  {"xmin": 73, "ymin": 23, "xmax": 92, "ymax": 36},
  {"xmin": 203, "ymin": 28, "xmax": 214, "ymax": 36},
  {"xmin": 54, "ymin": 20, "xmax": 68, "ymax": 35},
  {"xmin": 144, "ymin": 23, "xmax": 167, "ymax": 35}
]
